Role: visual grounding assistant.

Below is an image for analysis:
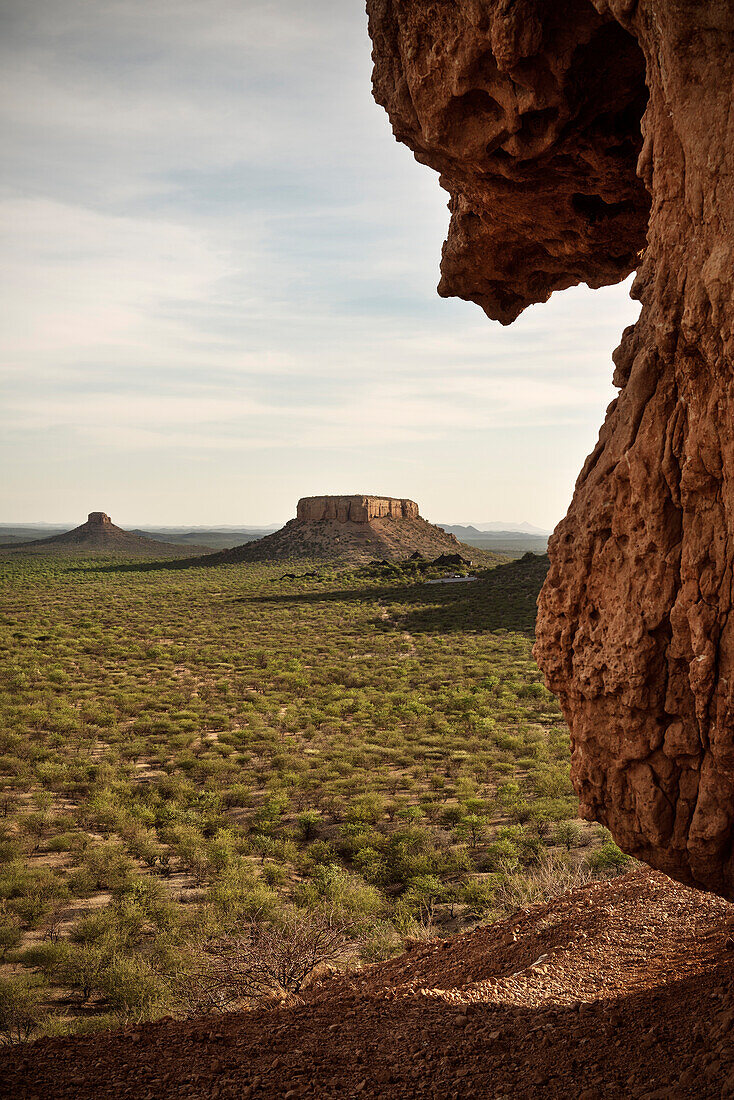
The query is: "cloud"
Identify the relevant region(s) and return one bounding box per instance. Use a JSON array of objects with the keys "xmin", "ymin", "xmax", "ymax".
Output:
[{"xmin": 0, "ymin": 0, "xmax": 640, "ymax": 527}]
